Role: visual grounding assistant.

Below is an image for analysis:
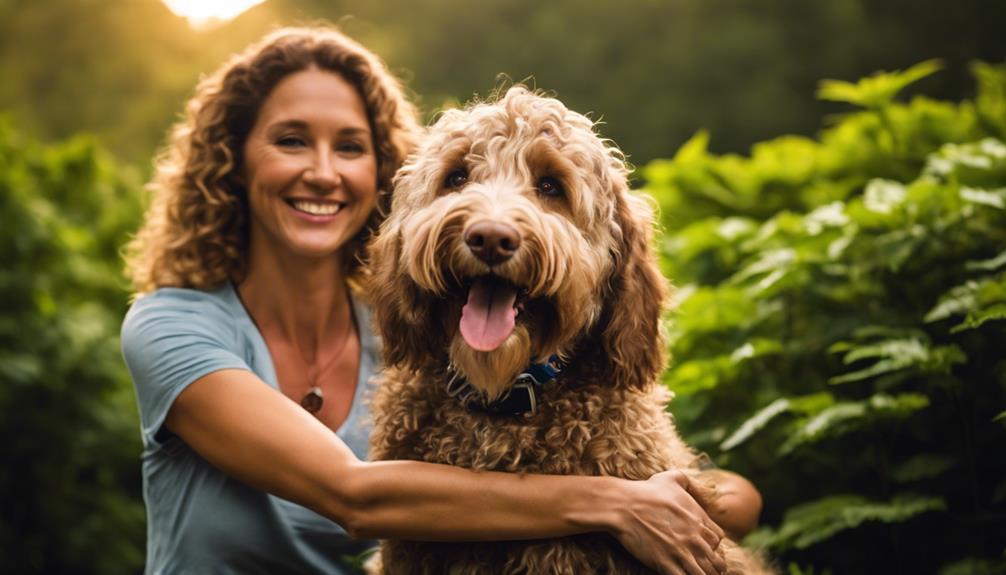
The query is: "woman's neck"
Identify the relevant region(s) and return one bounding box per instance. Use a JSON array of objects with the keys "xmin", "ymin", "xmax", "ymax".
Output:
[{"xmin": 236, "ymin": 241, "xmax": 354, "ymax": 362}]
